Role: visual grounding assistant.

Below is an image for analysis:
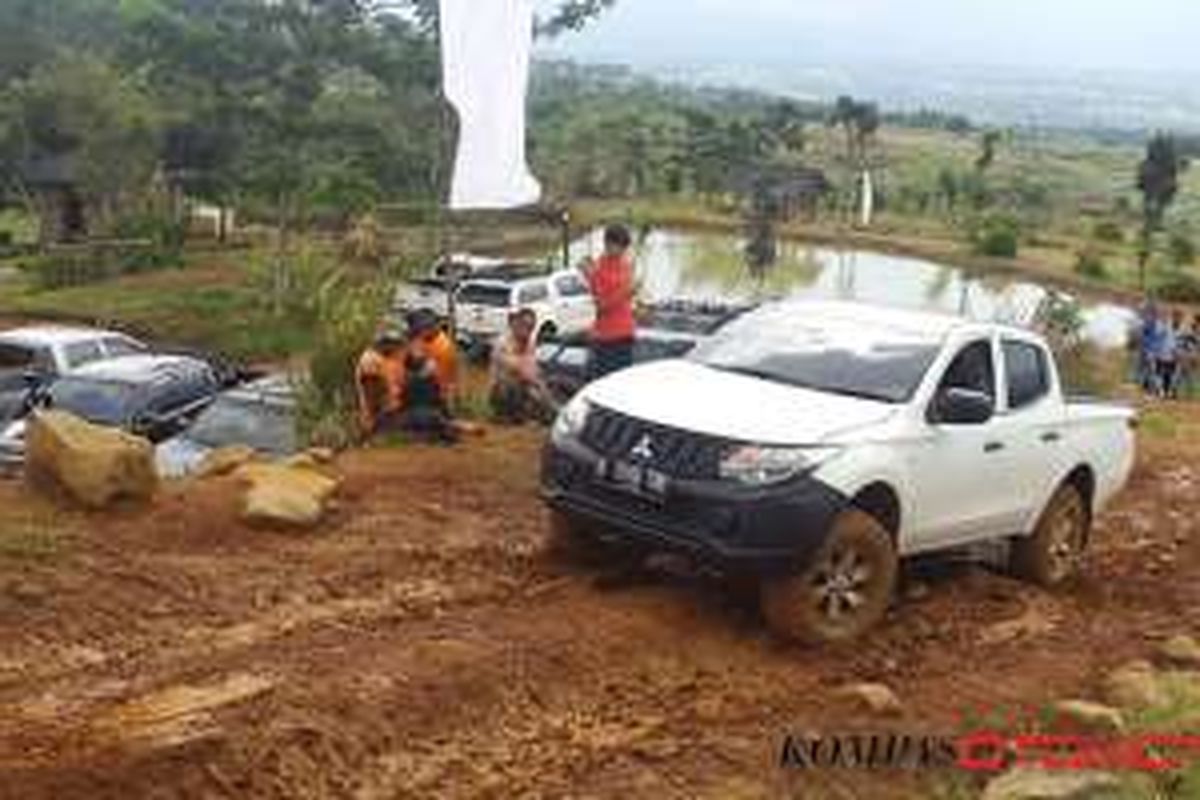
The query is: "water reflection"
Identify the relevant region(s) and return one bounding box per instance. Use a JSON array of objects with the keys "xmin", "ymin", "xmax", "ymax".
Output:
[{"xmin": 567, "ymin": 228, "xmax": 1135, "ymax": 349}]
